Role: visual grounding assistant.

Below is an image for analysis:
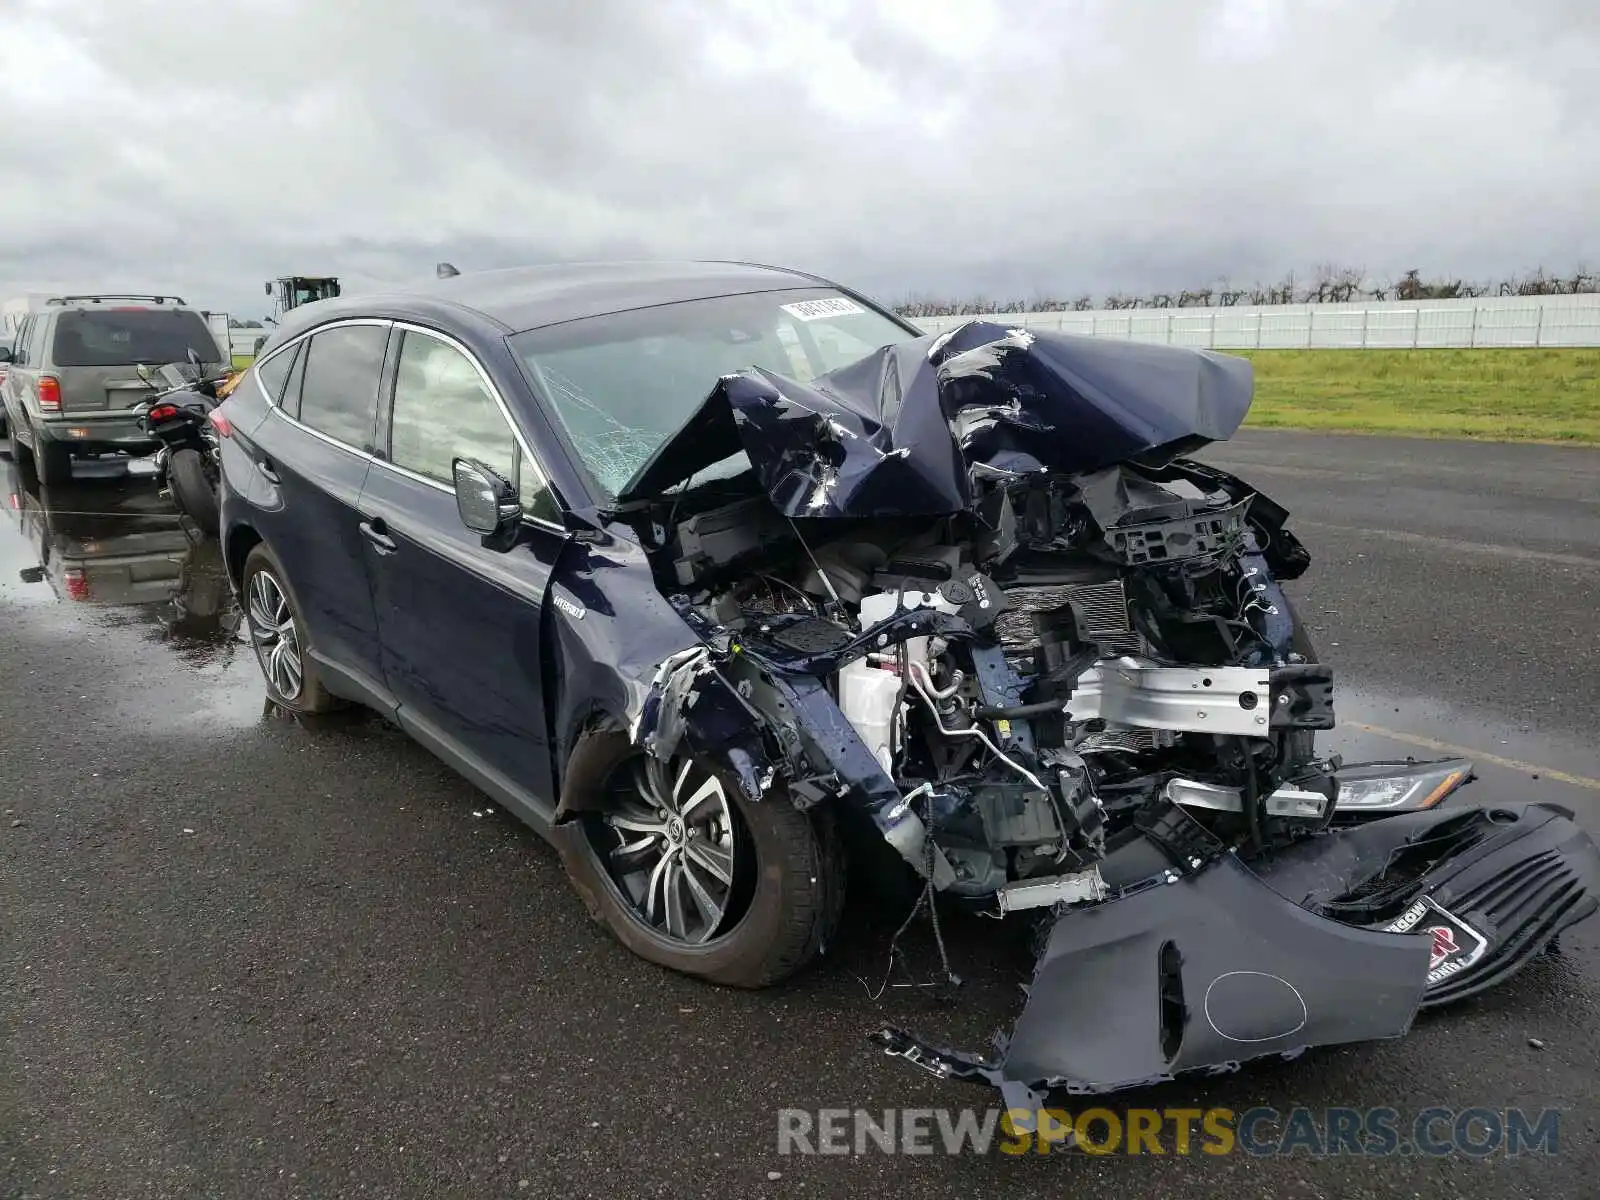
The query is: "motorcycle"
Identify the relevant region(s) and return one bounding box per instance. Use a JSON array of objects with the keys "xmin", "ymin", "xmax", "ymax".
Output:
[{"xmin": 132, "ymin": 350, "xmax": 240, "ymax": 536}]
